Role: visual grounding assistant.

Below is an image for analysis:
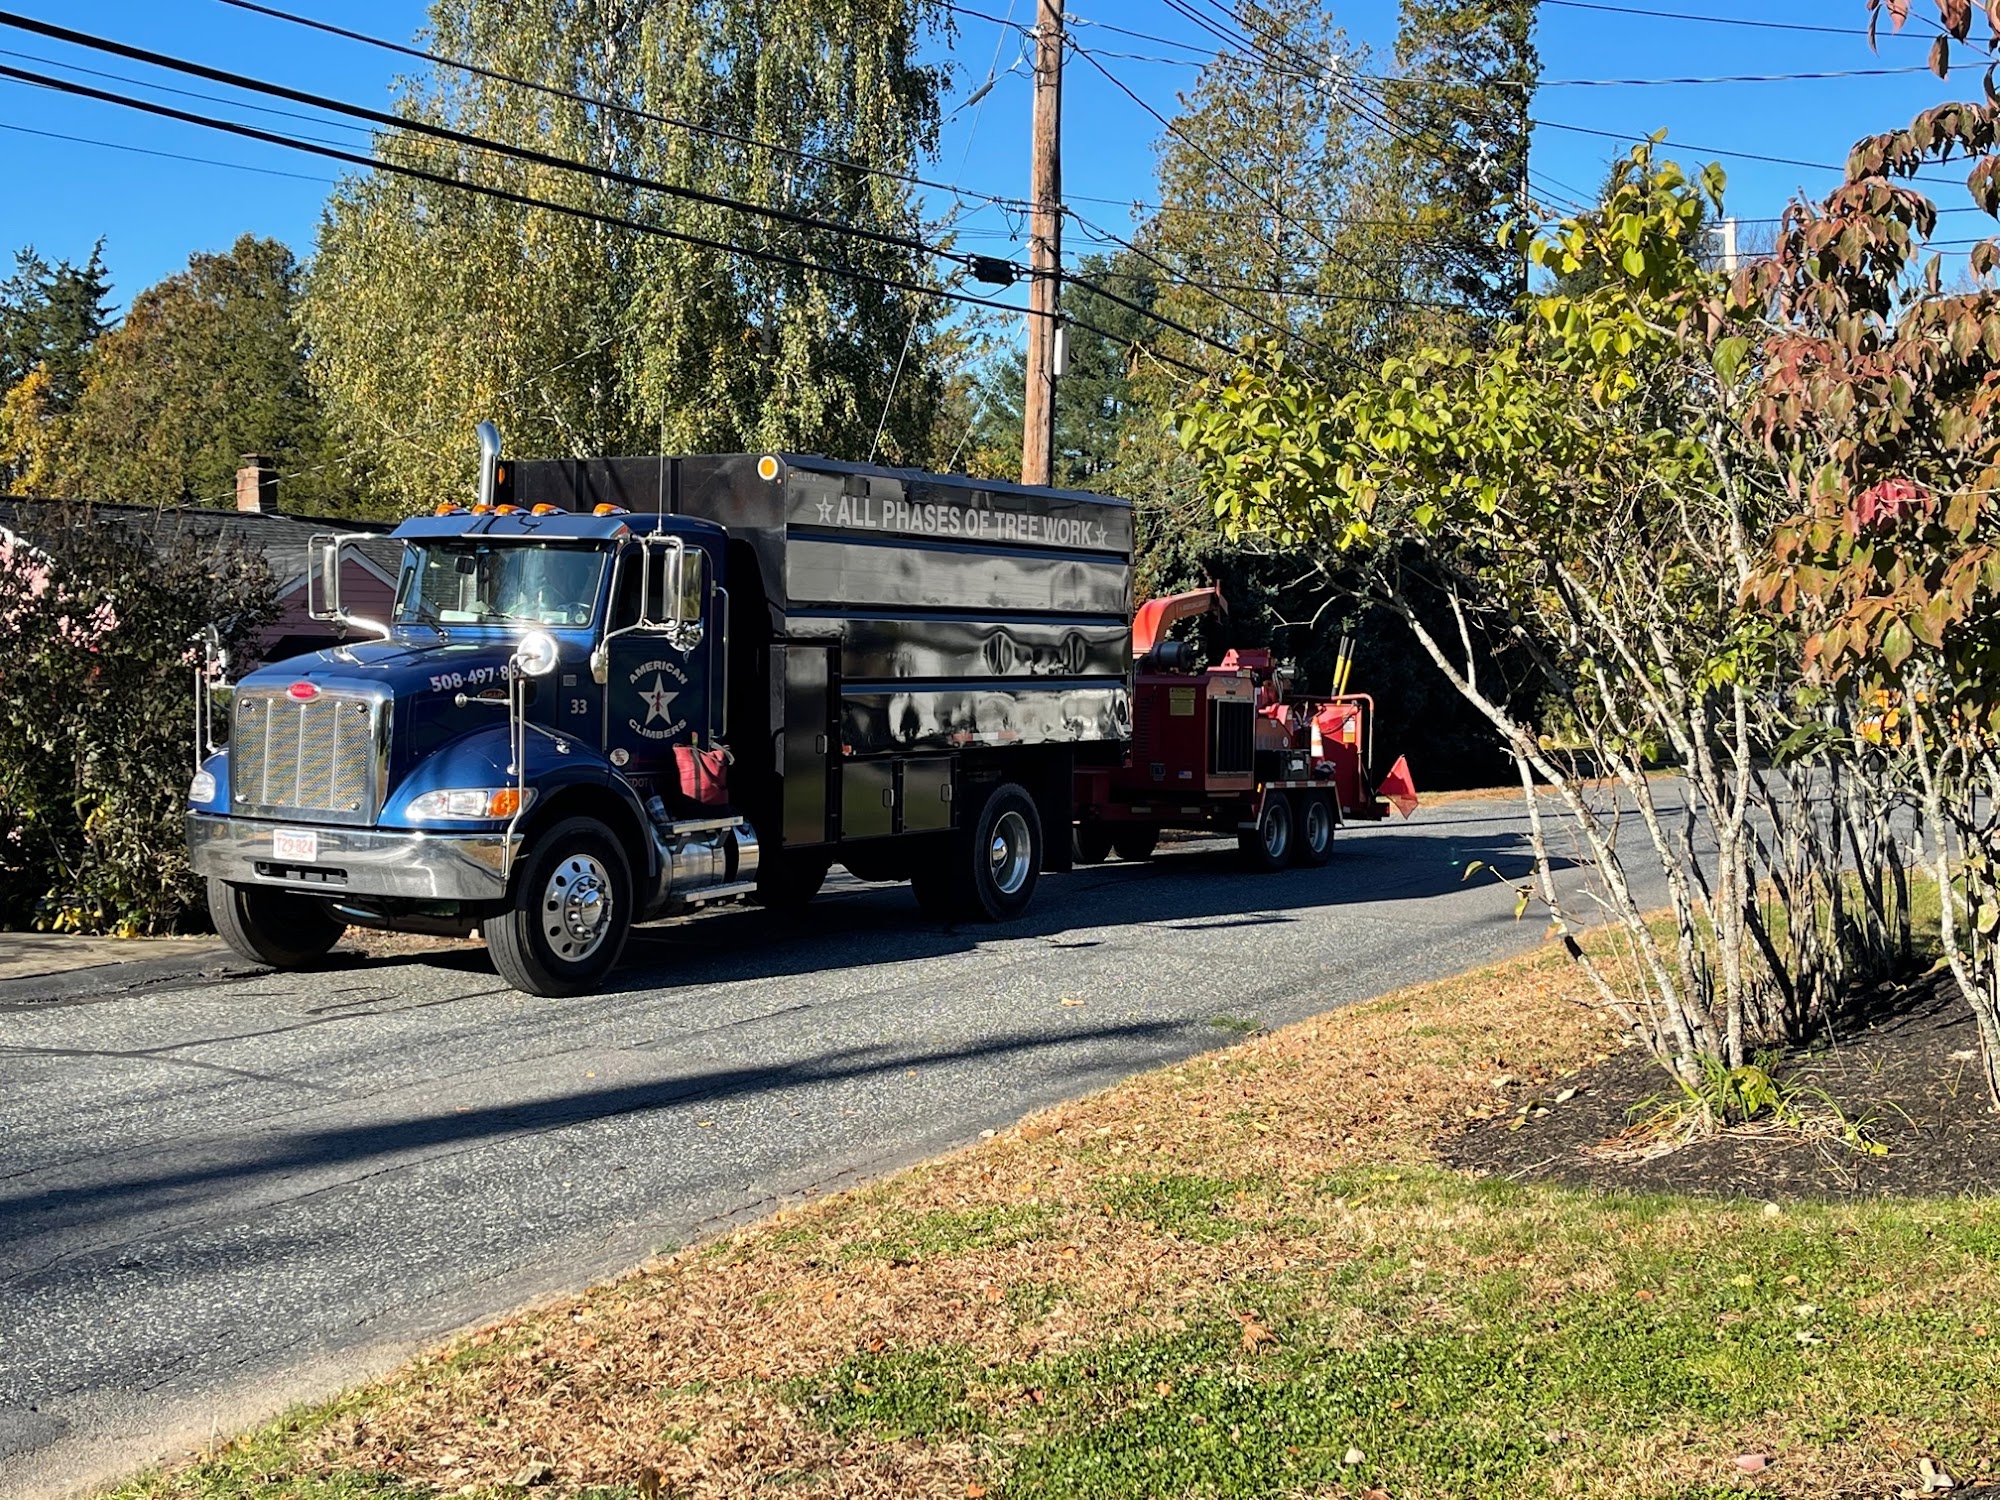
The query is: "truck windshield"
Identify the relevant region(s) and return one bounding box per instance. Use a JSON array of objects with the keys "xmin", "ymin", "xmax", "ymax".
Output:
[{"xmin": 395, "ymin": 542, "xmax": 609, "ymax": 628}]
